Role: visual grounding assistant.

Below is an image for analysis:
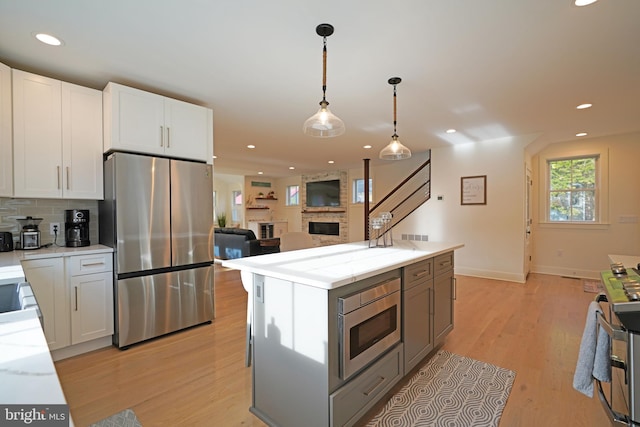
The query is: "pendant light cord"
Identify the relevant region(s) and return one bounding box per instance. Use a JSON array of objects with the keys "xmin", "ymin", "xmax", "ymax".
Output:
[
  {"xmin": 393, "ymin": 83, "xmax": 398, "ymax": 136},
  {"xmin": 322, "ymin": 37, "xmax": 328, "ymax": 102}
]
